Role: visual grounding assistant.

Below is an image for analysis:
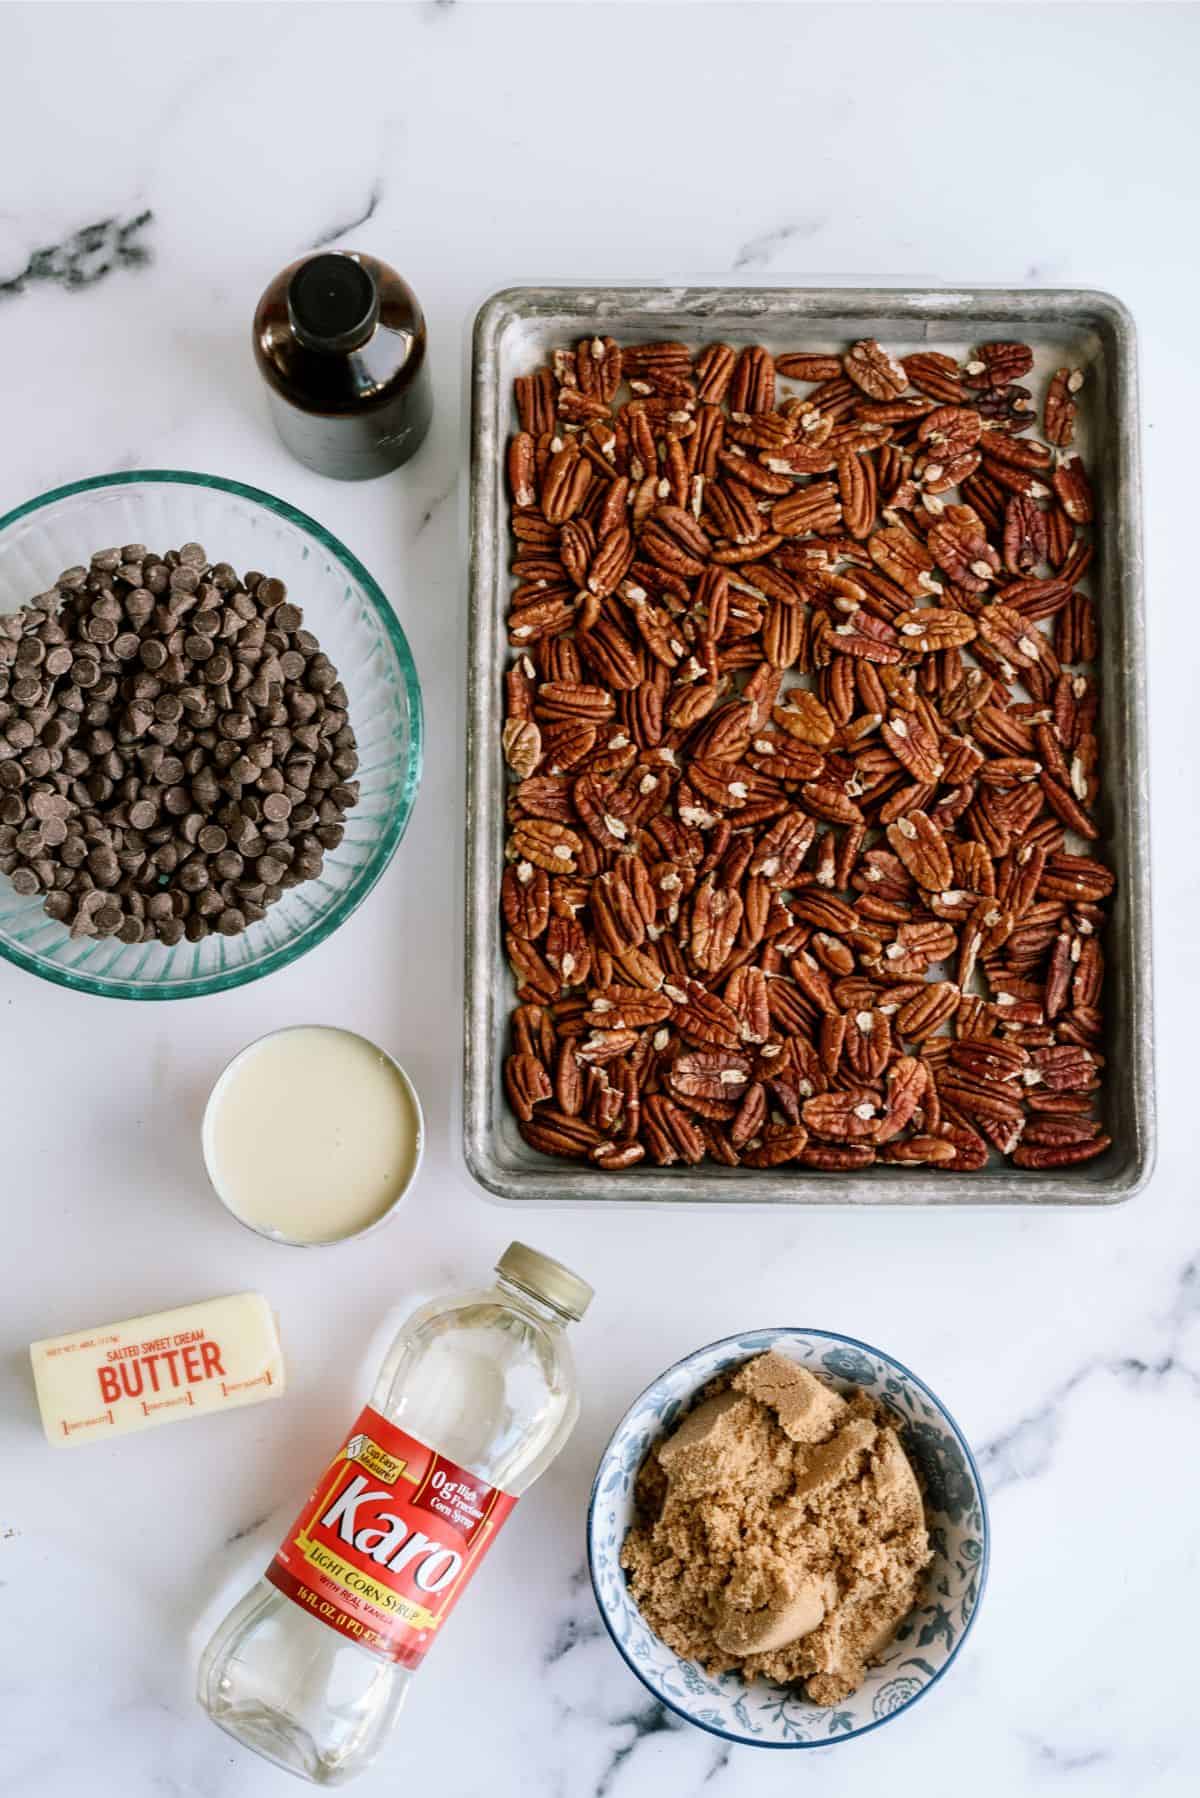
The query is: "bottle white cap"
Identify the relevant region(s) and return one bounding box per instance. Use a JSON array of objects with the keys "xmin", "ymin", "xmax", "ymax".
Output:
[{"xmin": 497, "ymin": 1242, "xmax": 593, "ymax": 1321}]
